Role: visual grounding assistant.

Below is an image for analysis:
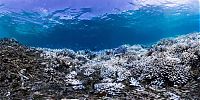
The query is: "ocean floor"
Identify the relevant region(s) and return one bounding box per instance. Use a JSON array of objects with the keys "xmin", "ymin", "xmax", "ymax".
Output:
[{"xmin": 0, "ymin": 32, "xmax": 200, "ymax": 99}]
